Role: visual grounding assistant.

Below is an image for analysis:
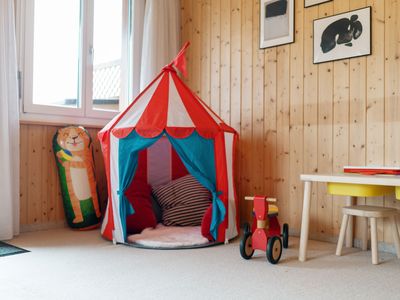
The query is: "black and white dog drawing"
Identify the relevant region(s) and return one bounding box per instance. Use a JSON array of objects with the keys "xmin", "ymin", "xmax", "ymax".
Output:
[{"xmin": 320, "ymin": 14, "xmax": 363, "ymax": 53}]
